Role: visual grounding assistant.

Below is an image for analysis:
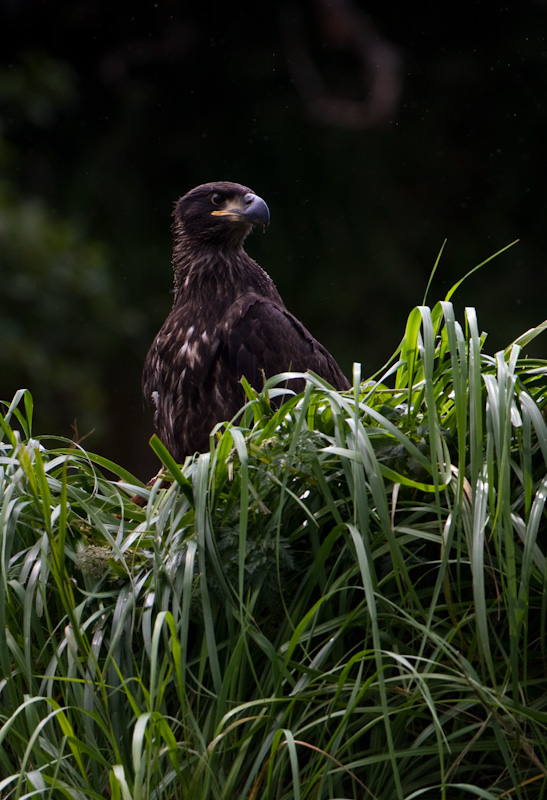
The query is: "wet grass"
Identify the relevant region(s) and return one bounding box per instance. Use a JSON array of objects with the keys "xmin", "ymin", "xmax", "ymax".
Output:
[{"xmin": 1, "ymin": 298, "xmax": 546, "ymax": 799}]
